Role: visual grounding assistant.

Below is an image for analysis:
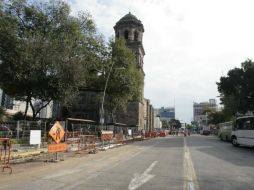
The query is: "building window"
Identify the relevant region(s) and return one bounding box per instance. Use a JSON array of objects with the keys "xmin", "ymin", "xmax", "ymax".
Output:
[
  {"xmin": 124, "ymin": 30, "xmax": 129, "ymax": 40},
  {"xmin": 134, "ymin": 31, "xmax": 139, "ymax": 41}
]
